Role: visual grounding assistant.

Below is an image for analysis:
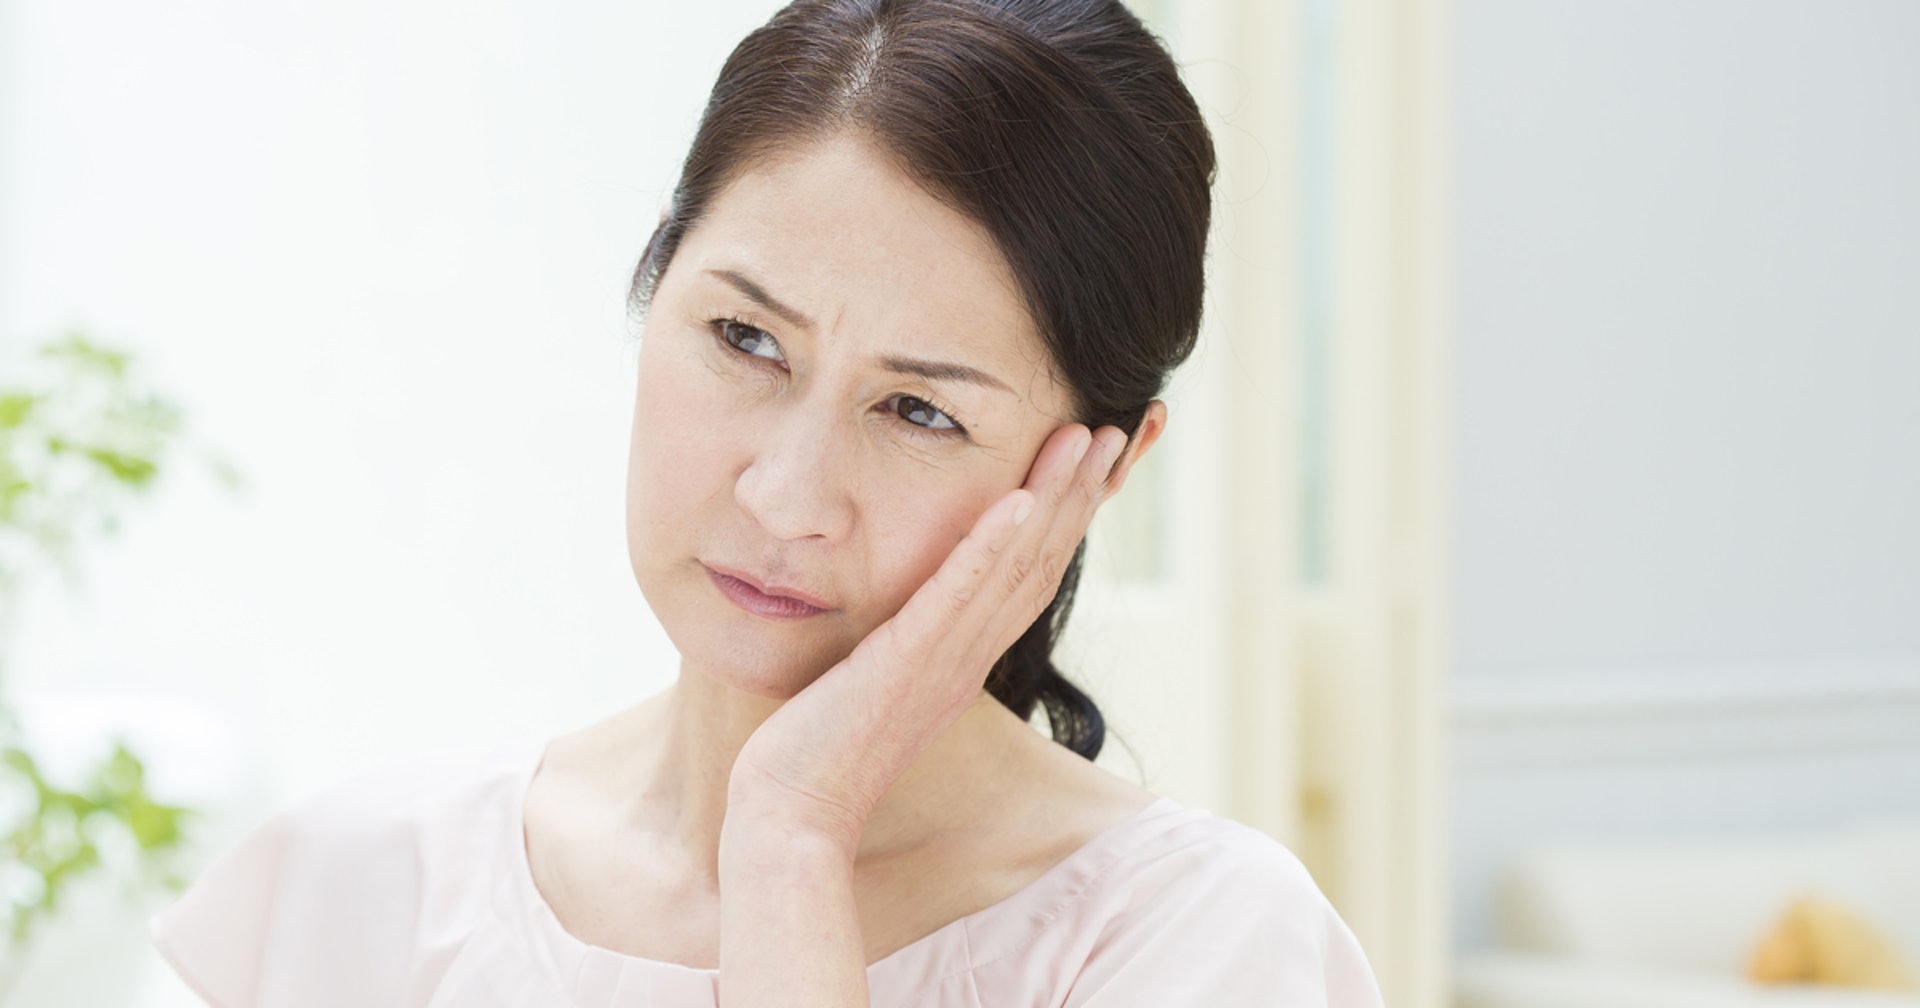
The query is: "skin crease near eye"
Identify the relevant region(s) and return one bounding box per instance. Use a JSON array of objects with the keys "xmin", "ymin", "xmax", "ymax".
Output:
[
  {"xmin": 712, "ymin": 317, "xmax": 968, "ymax": 435},
  {"xmin": 625, "ymin": 131, "xmax": 1082, "ymax": 701}
]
